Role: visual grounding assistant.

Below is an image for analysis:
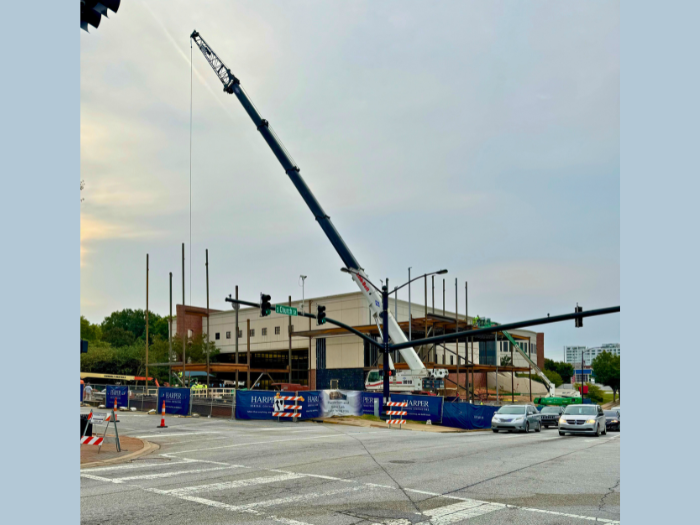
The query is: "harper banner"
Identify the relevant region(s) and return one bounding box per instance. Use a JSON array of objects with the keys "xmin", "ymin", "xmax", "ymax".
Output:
[
  {"xmin": 157, "ymin": 387, "xmax": 191, "ymax": 416},
  {"xmin": 106, "ymin": 385, "xmax": 129, "ymax": 409}
]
